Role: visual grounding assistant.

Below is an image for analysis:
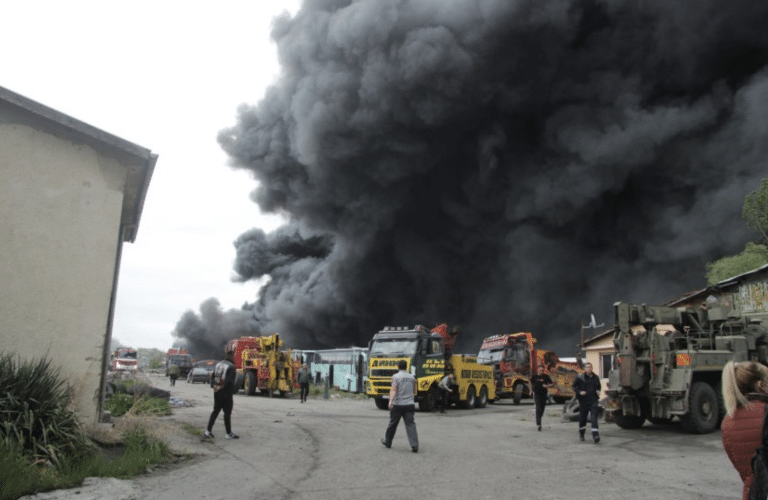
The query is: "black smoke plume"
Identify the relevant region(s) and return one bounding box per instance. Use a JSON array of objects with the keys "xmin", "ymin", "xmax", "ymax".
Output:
[{"xmin": 187, "ymin": 0, "xmax": 768, "ymax": 355}]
